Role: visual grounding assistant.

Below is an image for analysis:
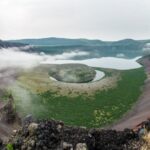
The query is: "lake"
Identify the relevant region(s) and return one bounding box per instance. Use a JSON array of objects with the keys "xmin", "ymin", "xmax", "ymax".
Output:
[{"xmin": 42, "ymin": 56, "xmax": 142, "ymax": 70}]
